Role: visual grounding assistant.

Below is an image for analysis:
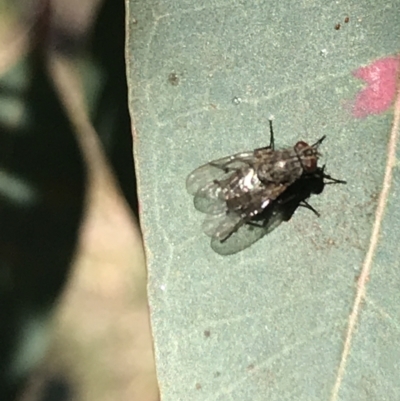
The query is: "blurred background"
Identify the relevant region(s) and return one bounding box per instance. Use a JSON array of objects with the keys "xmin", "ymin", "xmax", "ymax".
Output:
[{"xmin": 0, "ymin": 0, "xmax": 158, "ymax": 400}]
